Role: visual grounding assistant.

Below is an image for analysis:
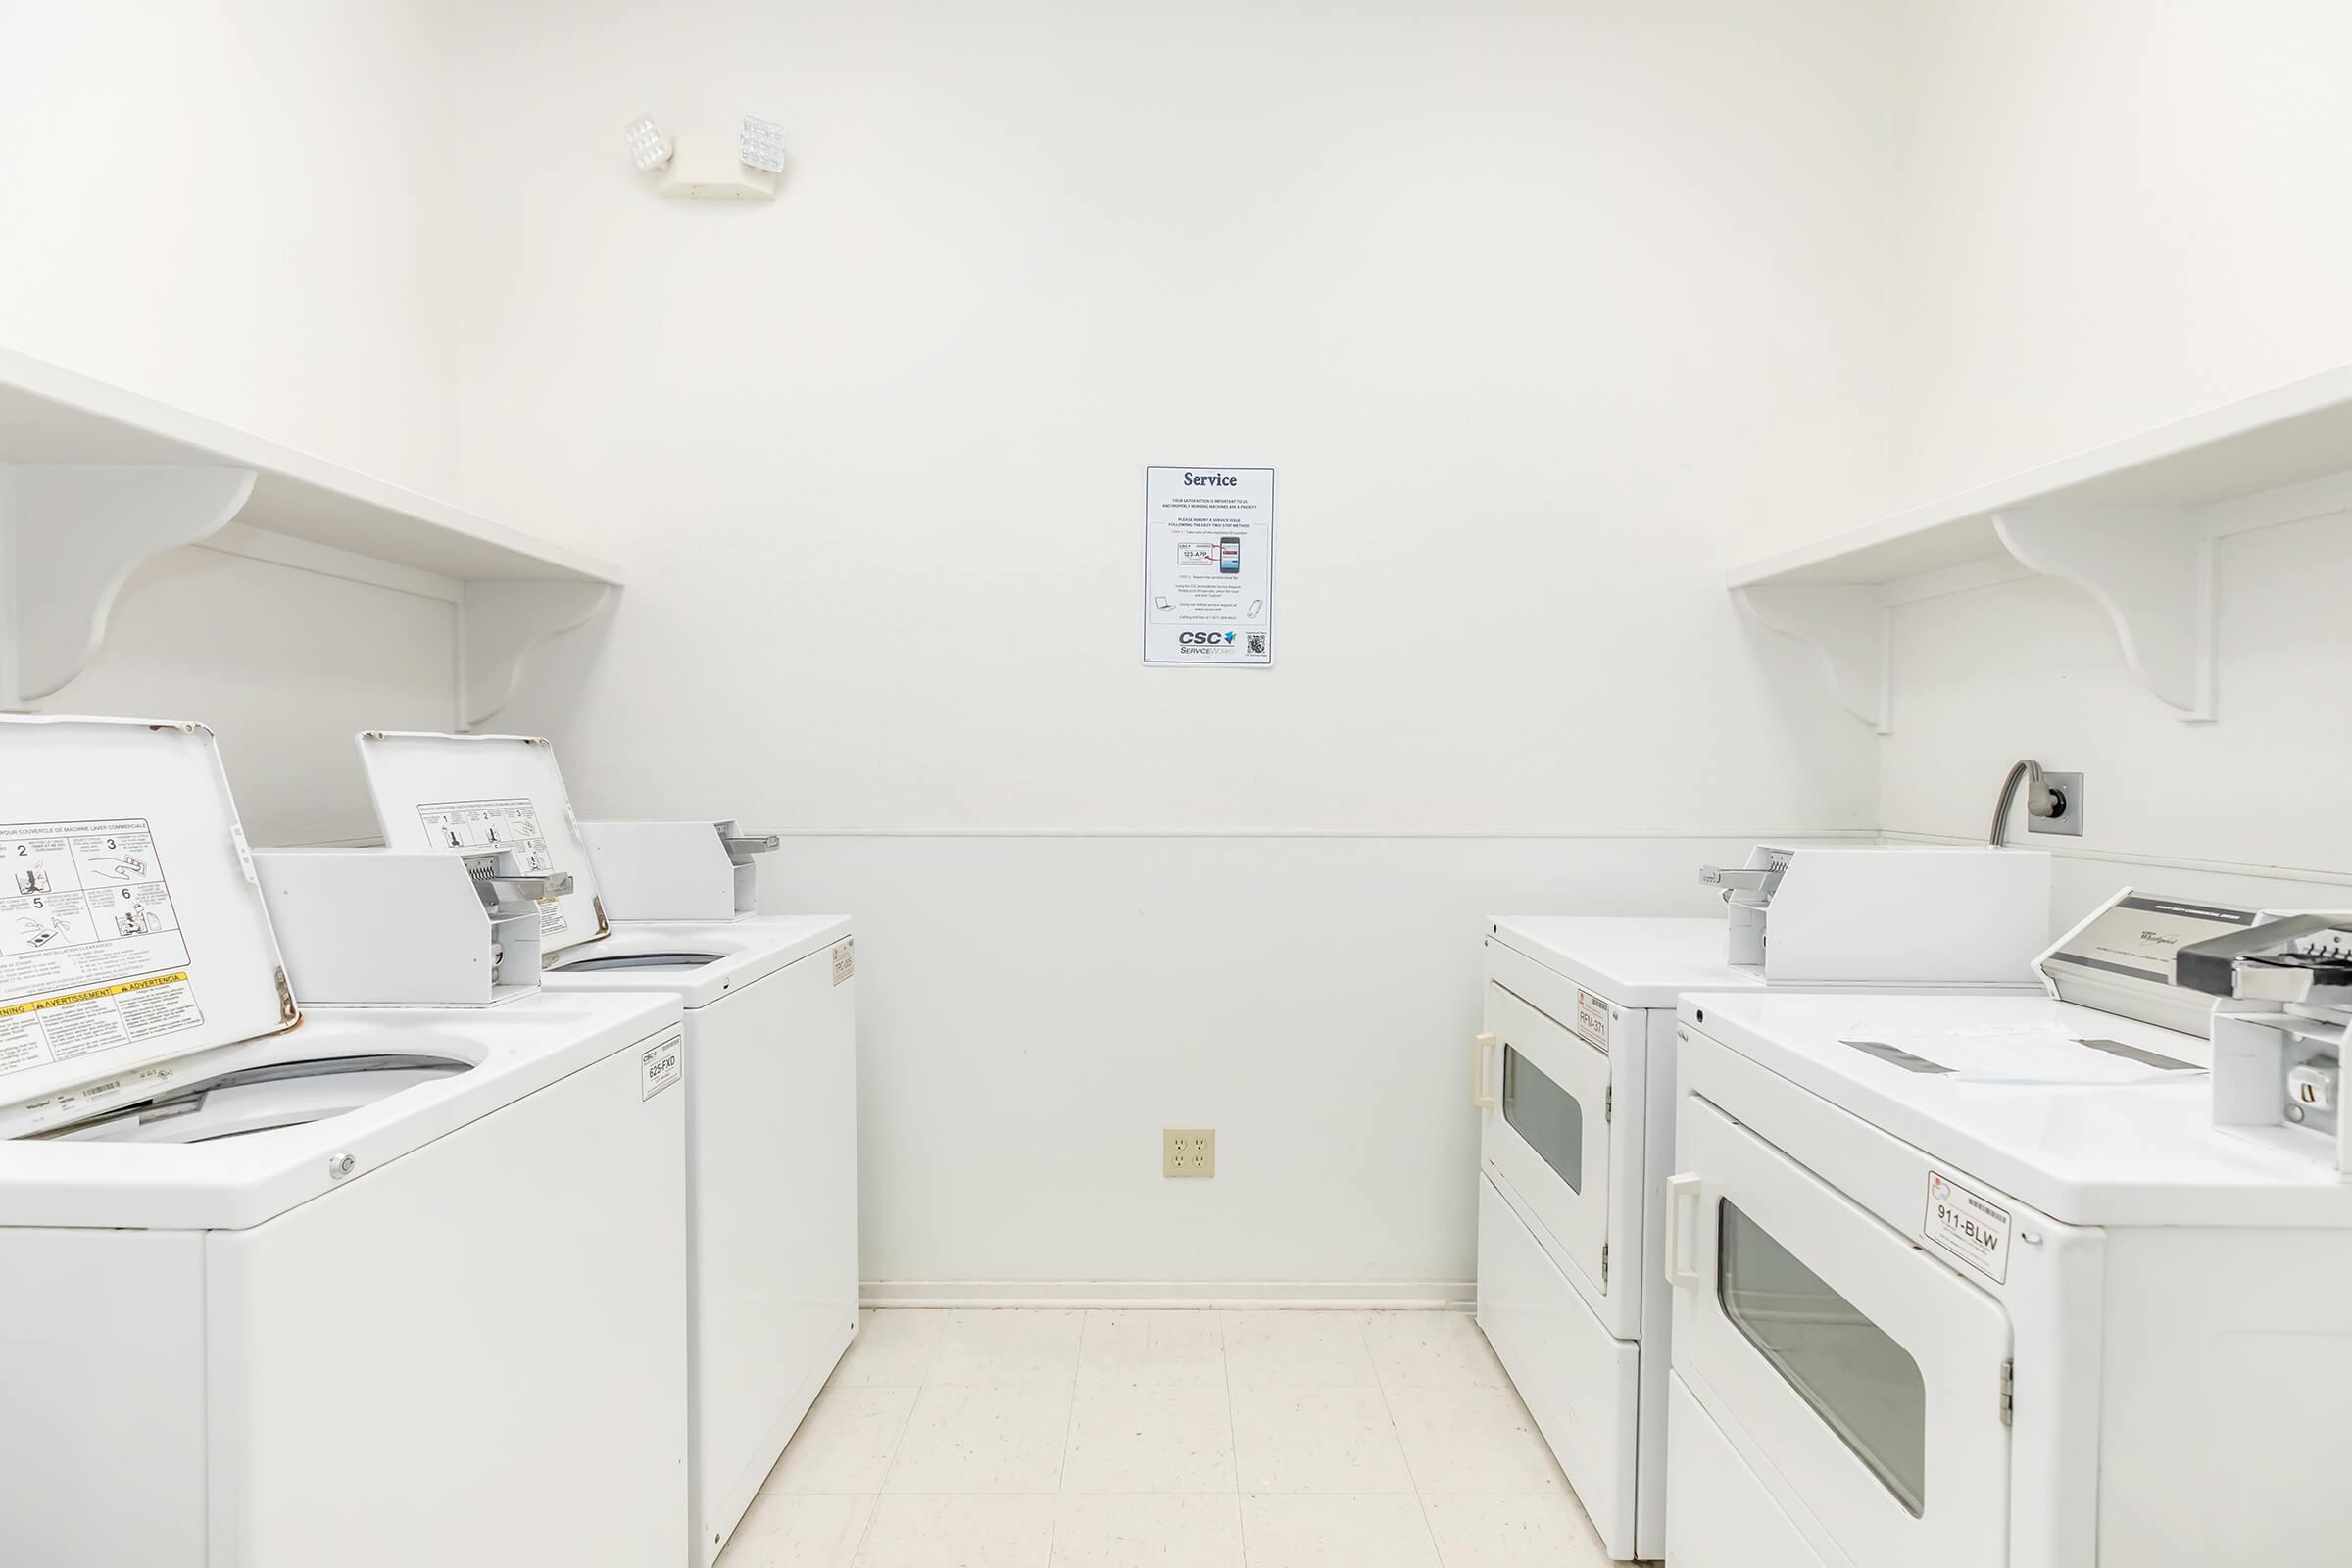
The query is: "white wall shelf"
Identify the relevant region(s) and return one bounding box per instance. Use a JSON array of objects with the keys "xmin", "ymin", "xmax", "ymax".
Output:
[
  {"xmin": 0, "ymin": 347, "xmax": 622, "ymax": 727},
  {"xmin": 1728, "ymin": 362, "xmax": 2352, "ymax": 729}
]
